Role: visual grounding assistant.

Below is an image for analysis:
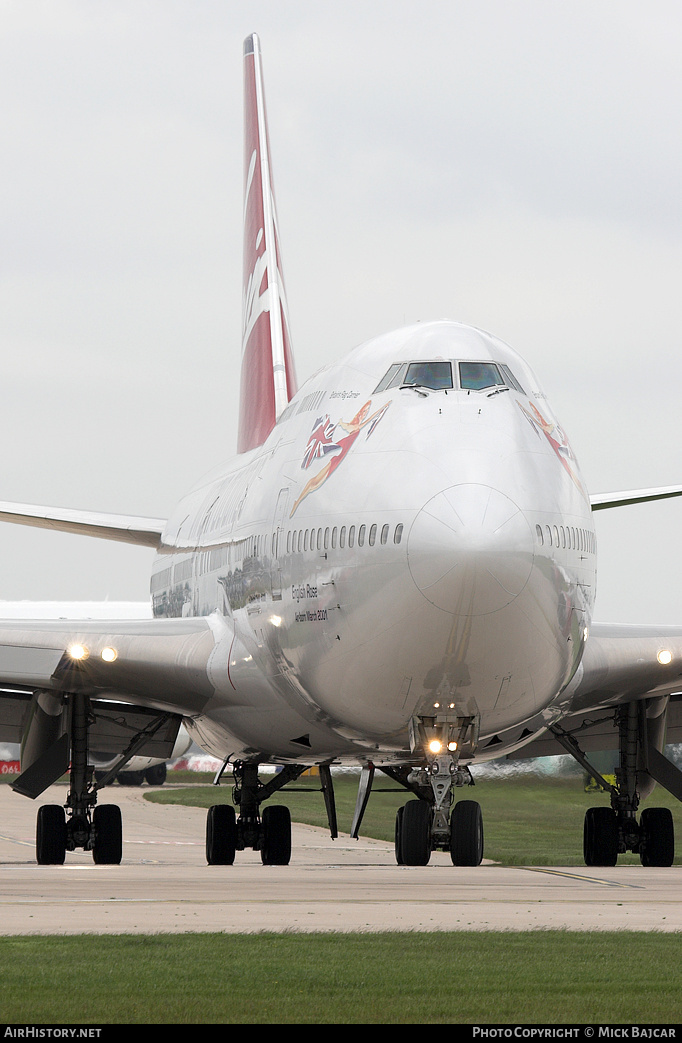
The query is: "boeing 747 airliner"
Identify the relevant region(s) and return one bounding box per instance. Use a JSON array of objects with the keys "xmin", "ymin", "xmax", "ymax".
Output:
[{"xmin": 0, "ymin": 34, "xmax": 681, "ymax": 870}]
